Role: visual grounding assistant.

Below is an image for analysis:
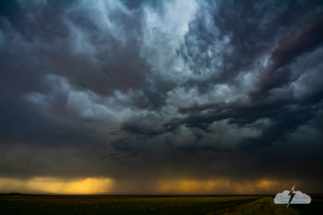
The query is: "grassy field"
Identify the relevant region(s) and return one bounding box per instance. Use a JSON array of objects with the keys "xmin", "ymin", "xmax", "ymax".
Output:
[
  {"xmin": 209, "ymin": 197, "xmax": 299, "ymax": 215},
  {"xmin": 0, "ymin": 195, "xmax": 261, "ymax": 215},
  {"xmin": 289, "ymin": 194, "xmax": 323, "ymax": 215},
  {"xmin": 0, "ymin": 194, "xmax": 321, "ymax": 215}
]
